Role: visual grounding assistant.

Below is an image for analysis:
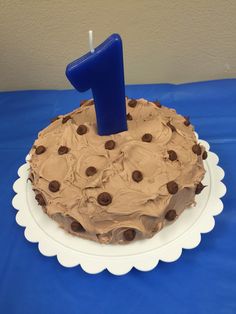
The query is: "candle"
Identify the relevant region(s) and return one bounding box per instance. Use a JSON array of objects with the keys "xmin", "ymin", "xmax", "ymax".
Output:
[{"xmin": 66, "ymin": 32, "xmax": 127, "ymax": 136}]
